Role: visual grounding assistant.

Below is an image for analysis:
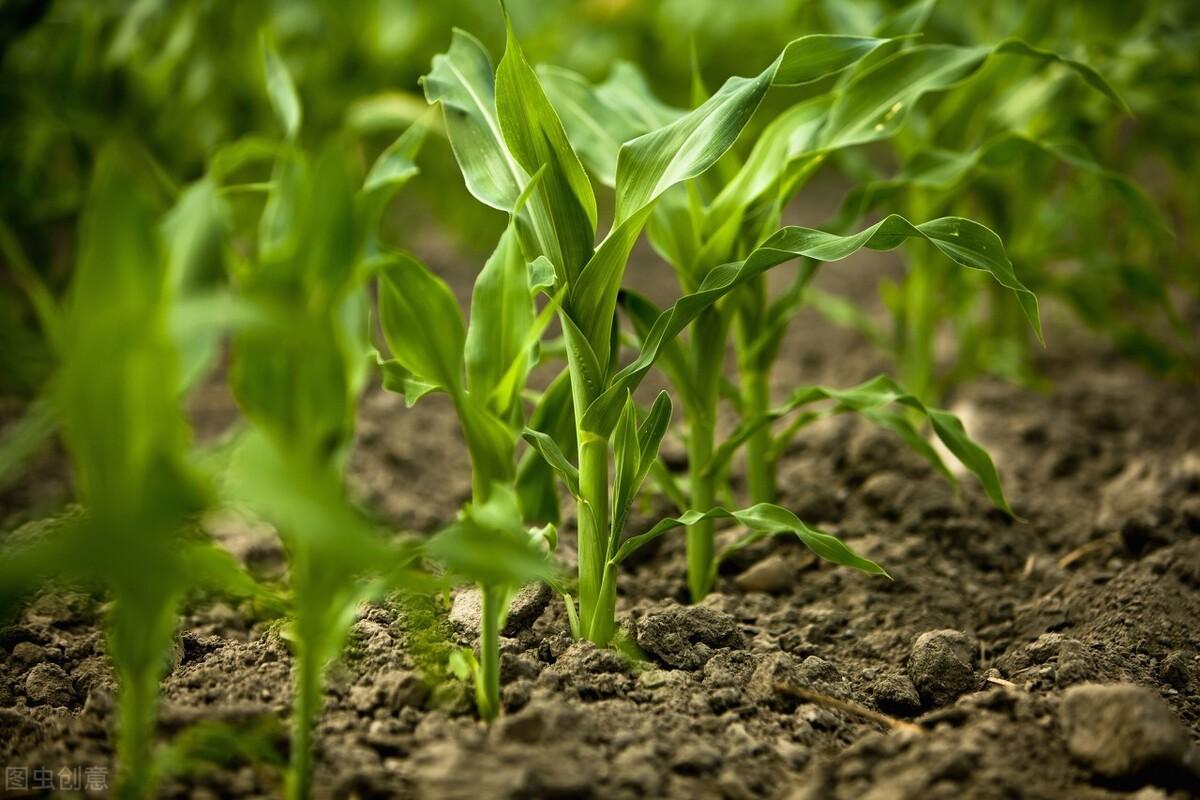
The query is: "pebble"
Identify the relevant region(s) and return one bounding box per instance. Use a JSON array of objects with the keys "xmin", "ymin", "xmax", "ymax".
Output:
[
  {"xmin": 734, "ymin": 554, "xmax": 795, "ymax": 594},
  {"xmin": 447, "ymin": 583, "xmax": 551, "ymax": 643},
  {"xmin": 908, "ymin": 629, "xmax": 978, "ymax": 708}
]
